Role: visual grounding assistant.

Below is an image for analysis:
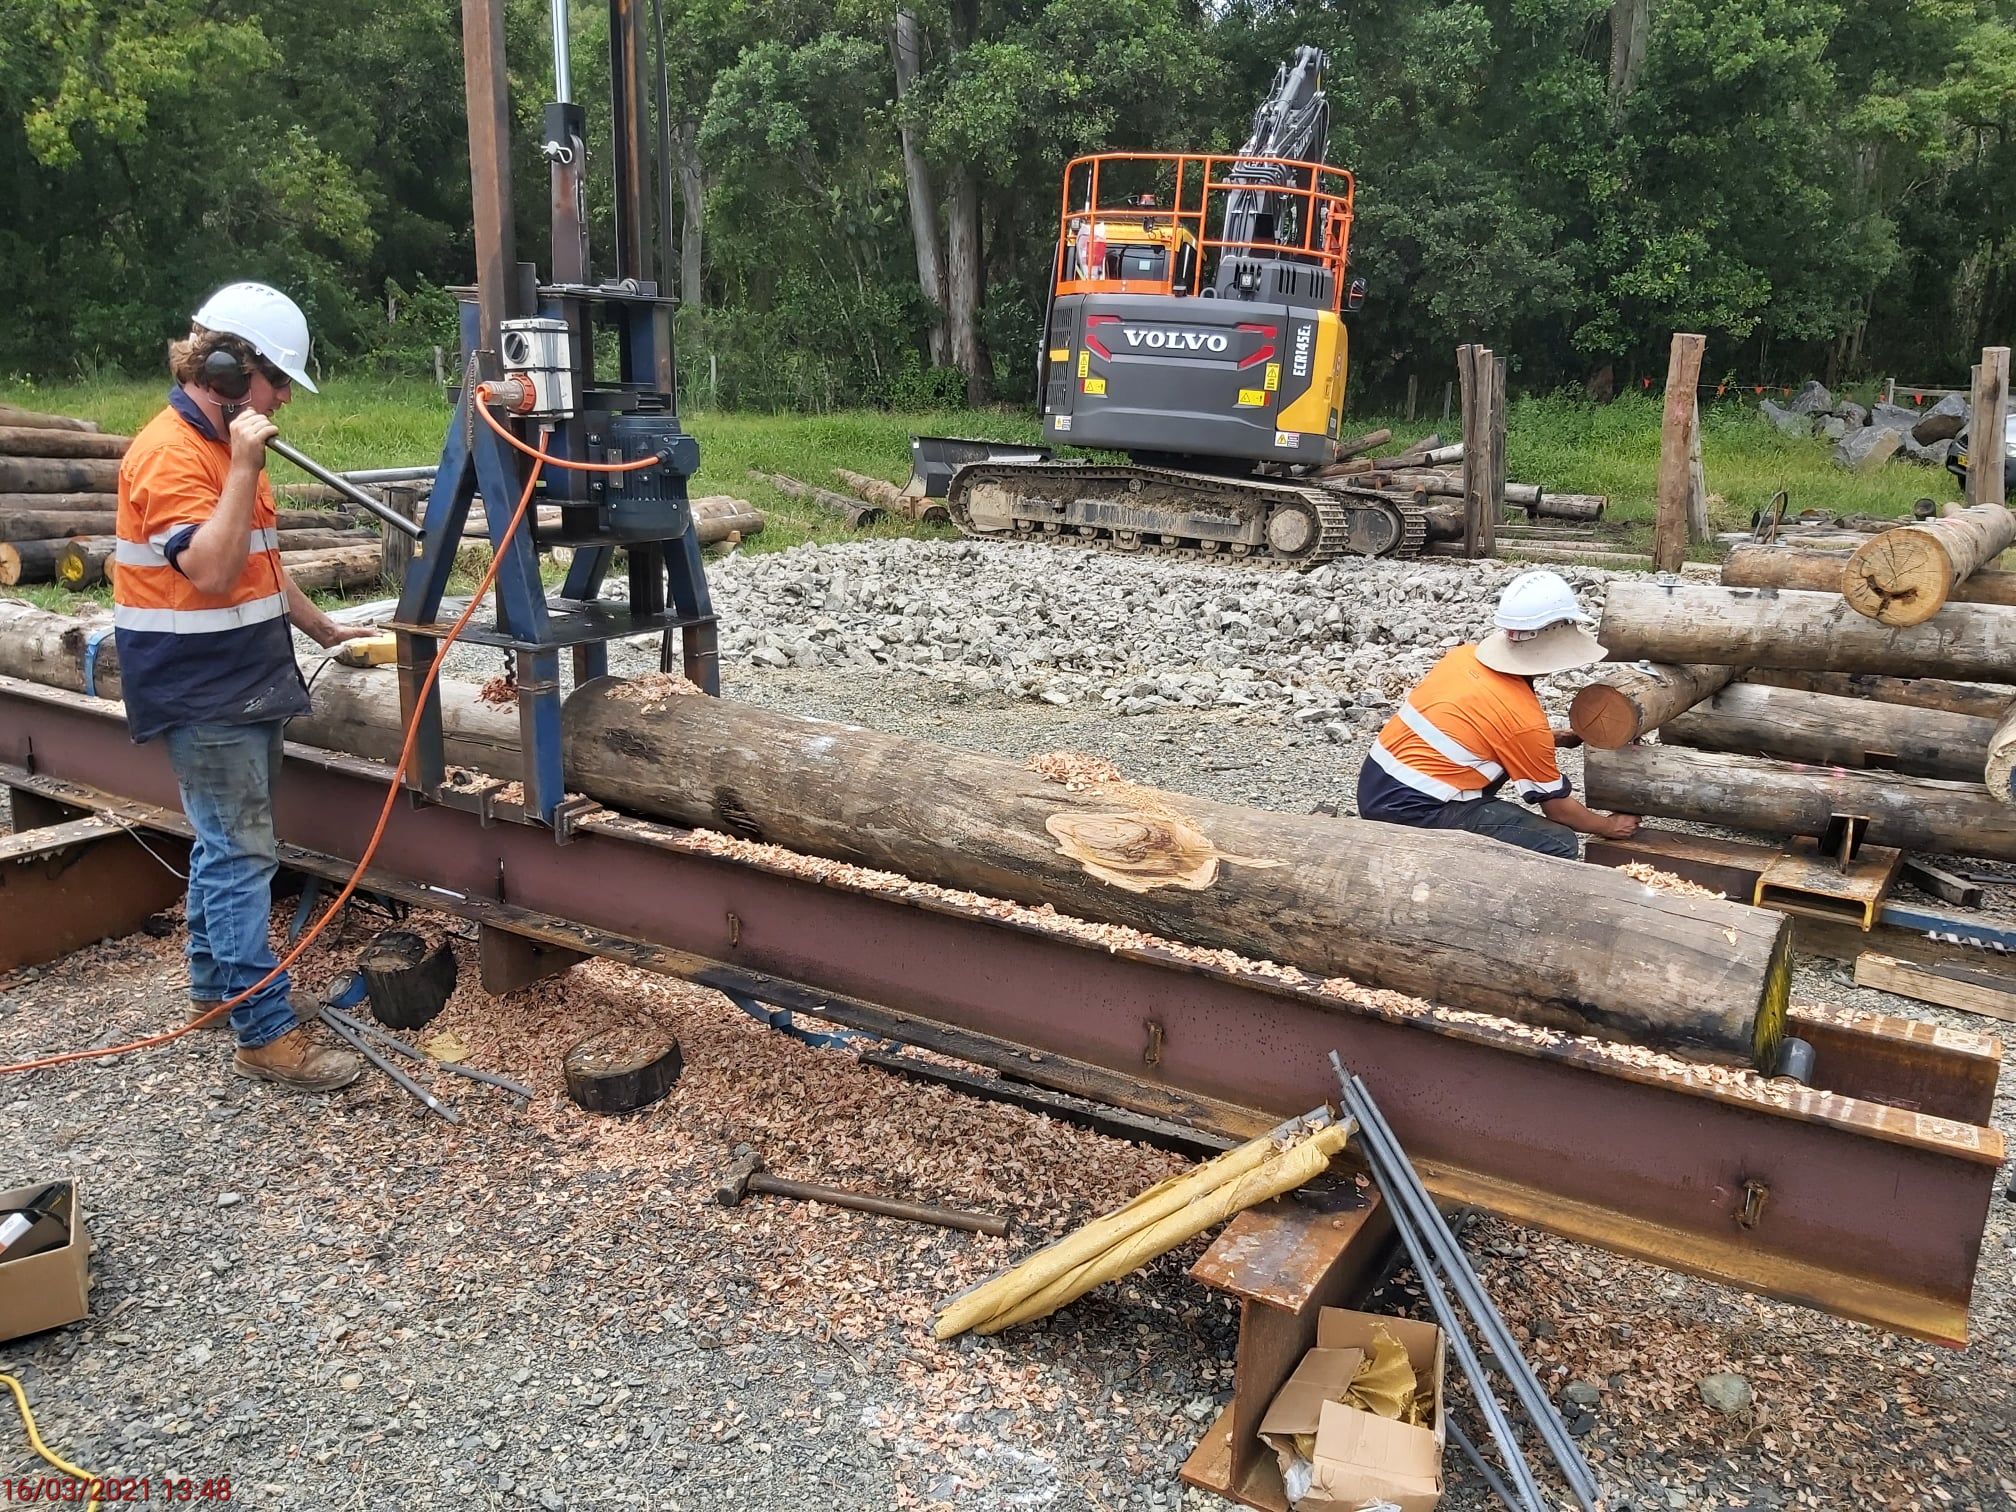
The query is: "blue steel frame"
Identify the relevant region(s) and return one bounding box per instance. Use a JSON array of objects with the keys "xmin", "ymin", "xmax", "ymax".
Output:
[{"xmin": 393, "ymin": 294, "xmax": 719, "ymax": 827}]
